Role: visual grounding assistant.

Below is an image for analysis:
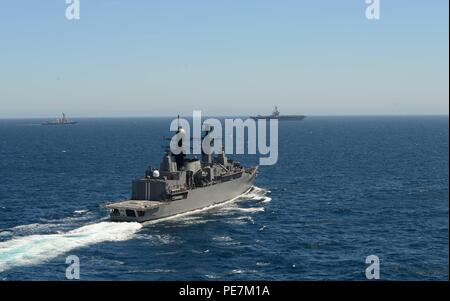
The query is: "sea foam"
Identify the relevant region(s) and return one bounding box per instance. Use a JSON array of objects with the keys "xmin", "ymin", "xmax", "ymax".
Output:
[{"xmin": 0, "ymin": 221, "xmax": 142, "ymax": 272}]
